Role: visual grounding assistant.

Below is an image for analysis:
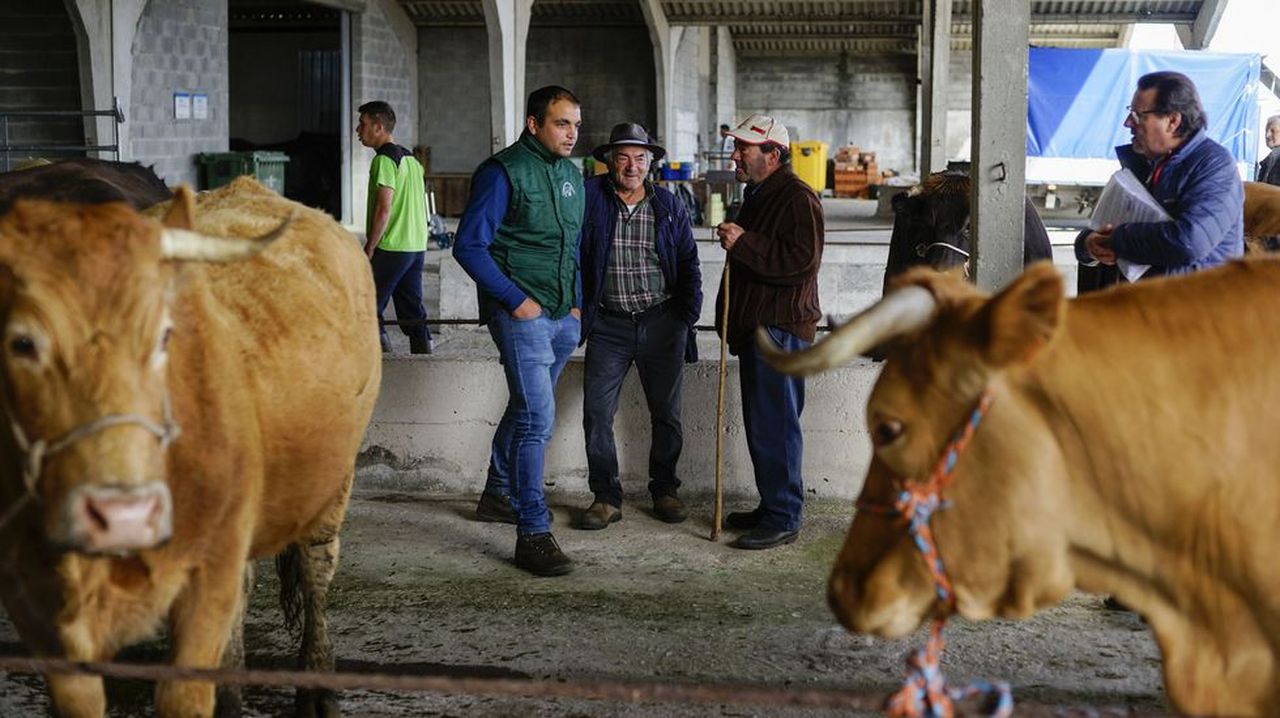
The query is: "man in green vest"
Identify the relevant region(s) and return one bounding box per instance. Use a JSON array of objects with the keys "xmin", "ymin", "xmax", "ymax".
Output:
[{"xmin": 453, "ymin": 86, "xmax": 585, "ymax": 576}]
